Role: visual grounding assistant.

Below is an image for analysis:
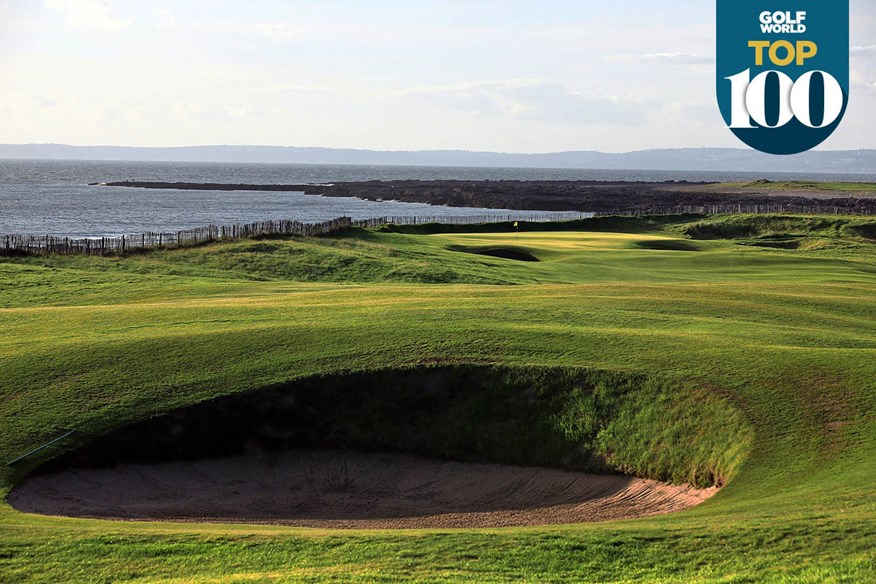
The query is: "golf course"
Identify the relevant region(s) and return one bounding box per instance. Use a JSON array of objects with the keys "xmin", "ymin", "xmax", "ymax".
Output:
[{"xmin": 1, "ymin": 213, "xmax": 875, "ymax": 582}]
